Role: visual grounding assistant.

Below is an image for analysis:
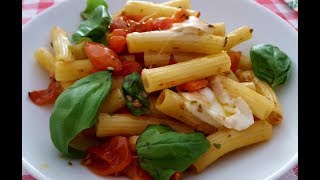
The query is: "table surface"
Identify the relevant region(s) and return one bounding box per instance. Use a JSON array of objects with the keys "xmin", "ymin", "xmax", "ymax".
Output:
[{"xmin": 22, "ymin": 0, "xmax": 298, "ymax": 179}]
